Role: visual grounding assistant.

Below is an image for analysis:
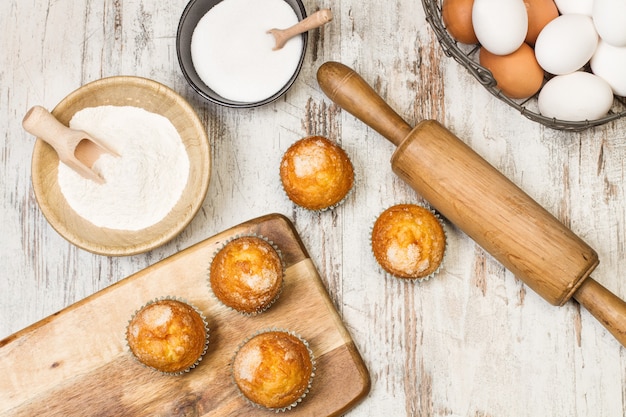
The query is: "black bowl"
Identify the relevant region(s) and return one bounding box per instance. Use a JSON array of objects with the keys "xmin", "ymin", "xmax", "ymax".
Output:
[{"xmin": 176, "ymin": 0, "xmax": 308, "ymax": 108}]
